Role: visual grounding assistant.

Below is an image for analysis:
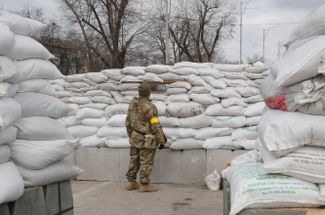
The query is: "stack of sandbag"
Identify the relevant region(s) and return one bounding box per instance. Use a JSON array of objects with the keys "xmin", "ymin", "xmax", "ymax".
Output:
[
  {"xmin": 54, "ymin": 62, "xmax": 268, "ymax": 150},
  {"xmin": 0, "ymin": 11, "xmax": 82, "ymax": 188}
]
